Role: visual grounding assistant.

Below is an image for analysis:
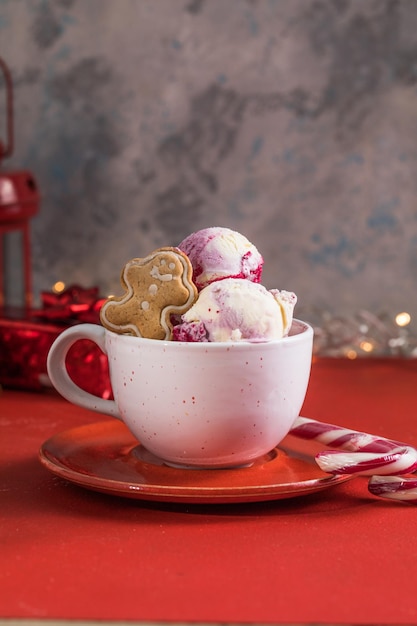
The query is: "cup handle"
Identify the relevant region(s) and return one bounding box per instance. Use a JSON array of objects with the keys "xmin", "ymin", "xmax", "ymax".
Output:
[{"xmin": 47, "ymin": 323, "xmax": 121, "ymax": 419}]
